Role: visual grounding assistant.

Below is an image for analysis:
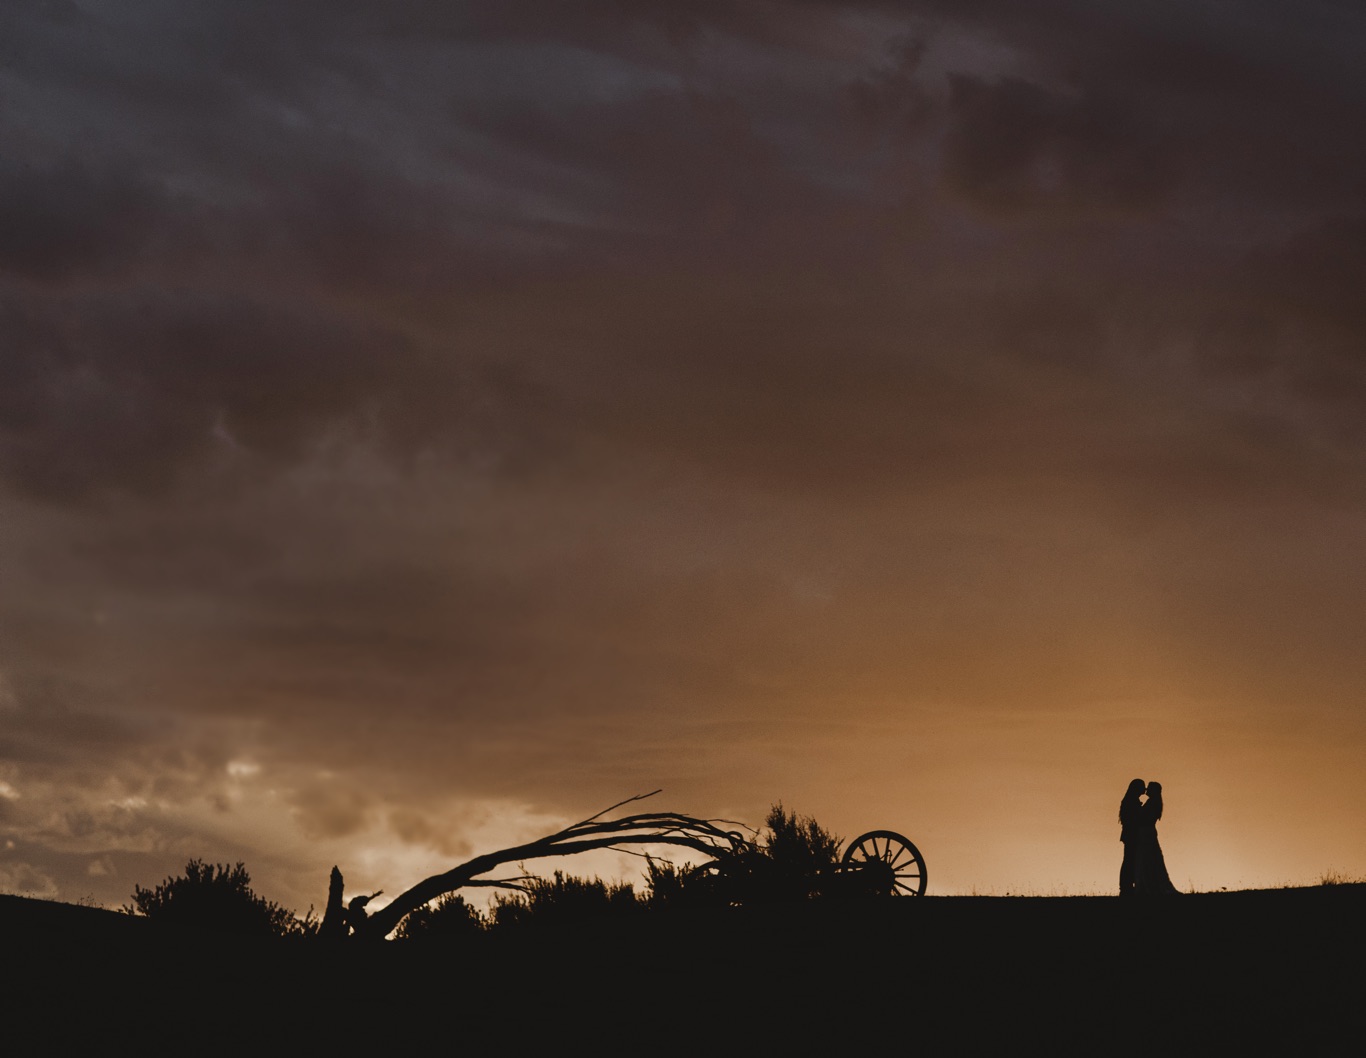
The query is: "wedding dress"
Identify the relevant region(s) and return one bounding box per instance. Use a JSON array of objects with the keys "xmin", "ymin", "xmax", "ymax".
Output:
[{"xmin": 1133, "ymin": 805, "xmax": 1180, "ymax": 895}]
